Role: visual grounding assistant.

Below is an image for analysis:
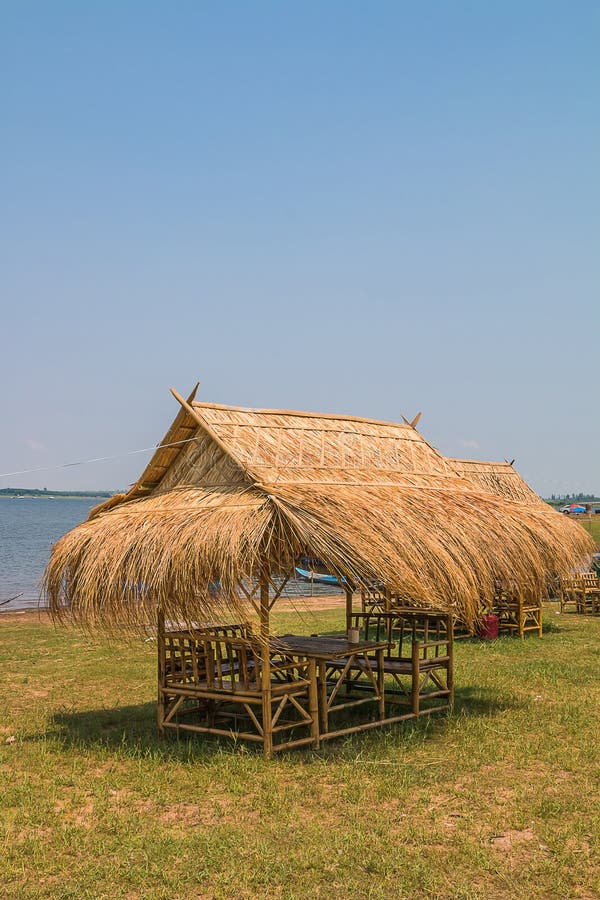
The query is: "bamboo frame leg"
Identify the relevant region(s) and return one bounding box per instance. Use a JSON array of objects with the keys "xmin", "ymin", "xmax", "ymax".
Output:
[
  {"xmin": 260, "ymin": 567, "xmax": 273, "ymax": 758},
  {"xmin": 345, "ymin": 587, "xmax": 354, "ymax": 634},
  {"xmin": 261, "ymin": 676, "xmax": 273, "ymax": 759},
  {"xmin": 308, "ymin": 659, "xmax": 319, "ymax": 748},
  {"xmin": 447, "ymin": 614, "xmax": 455, "ymax": 708},
  {"xmin": 157, "ymin": 608, "xmax": 166, "ymax": 735},
  {"xmin": 207, "ymin": 699, "xmax": 216, "ymax": 727},
  {"xmin": 384, "ymin": 588, "xmax": 392, "ymax": 637},
  {"xmin": 157, "ymin": 695, "xmax": 165, "ymax": 736},
  {"xmin": 411, "ymin": 642, "xmax": 420, "ymax": 716},
  {"xmin": 318, "ymin": 659, "xmax": 328, "ymax": 735},
  {"xmin": 519, "ymin": 596, "xmax": 525, "ymax": 640},
  {"xmin": 376, "ymin": 647, "xmax": 385, "ymax": 721}
]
